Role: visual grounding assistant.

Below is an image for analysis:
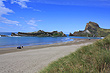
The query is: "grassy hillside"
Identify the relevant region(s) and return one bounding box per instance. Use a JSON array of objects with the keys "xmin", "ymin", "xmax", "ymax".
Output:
[
  {"xmin": 88, "ymin": 22, "xmax": 110, "ymax": 37},
  {"xmin": 40, "ymin": 35, "xmax": 110, "ymax": 73},
  {"xmin": 71, "ymin": 22, "xmax": 110, "ymax": 37},
  {"xmin": 96, "ymin": 28, "xmax": 110, "ymax": 37}
]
